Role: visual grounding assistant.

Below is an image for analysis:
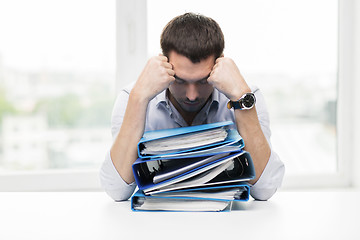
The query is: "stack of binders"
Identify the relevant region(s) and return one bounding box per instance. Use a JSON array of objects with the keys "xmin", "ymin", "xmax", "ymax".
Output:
[{"xmin": 131, "ymin": 121, "xmax": 255, "ymax": 212}]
